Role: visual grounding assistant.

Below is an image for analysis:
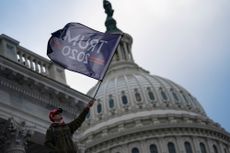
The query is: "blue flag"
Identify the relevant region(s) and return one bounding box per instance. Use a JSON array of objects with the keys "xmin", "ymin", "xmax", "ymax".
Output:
[{"xmin": 47, "ymin": 23, "xmax": 121, "ymax": 80}]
